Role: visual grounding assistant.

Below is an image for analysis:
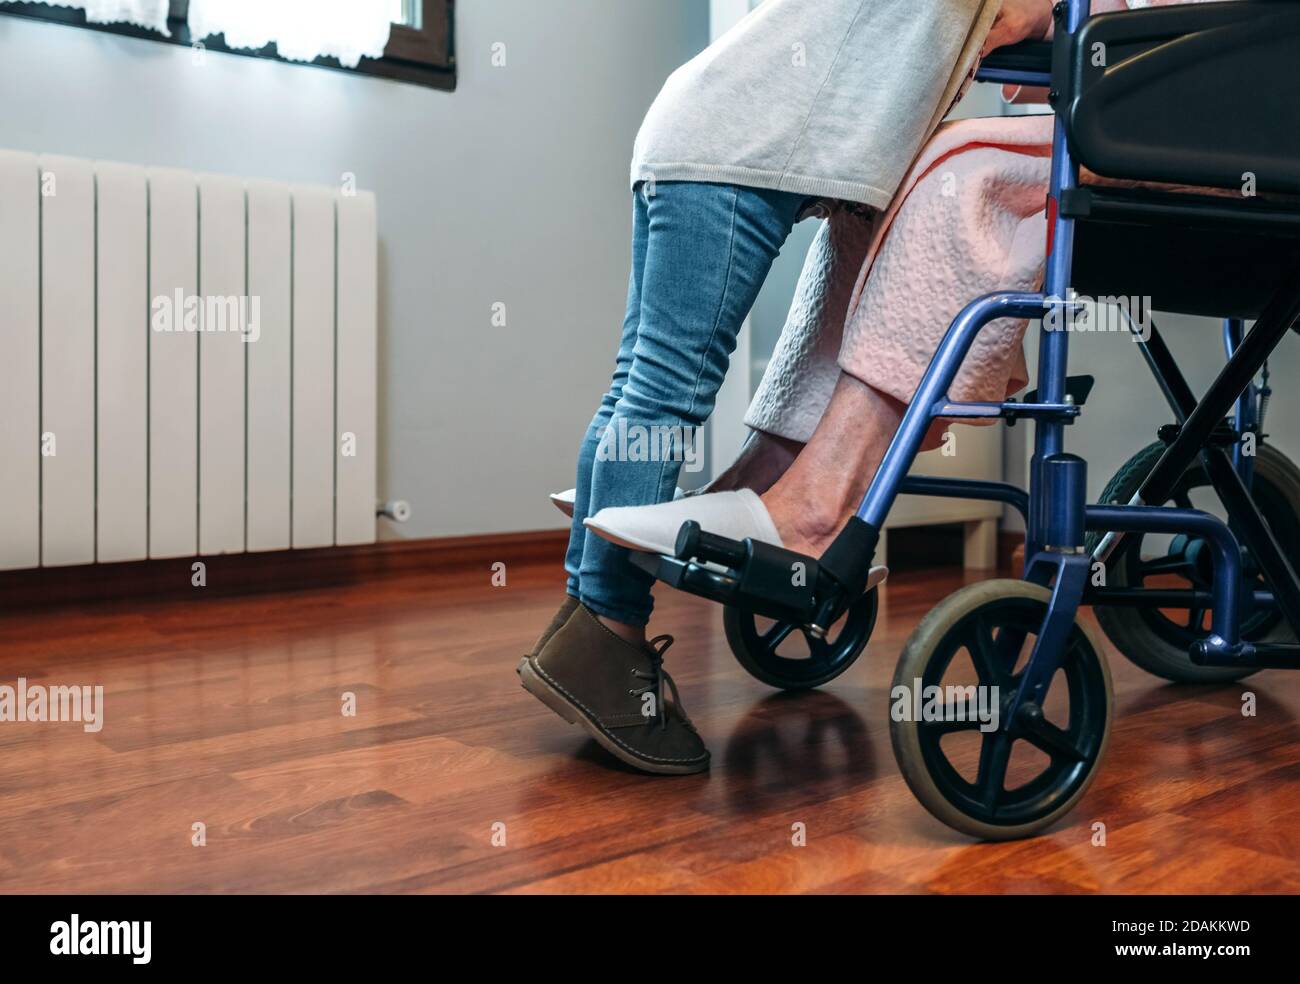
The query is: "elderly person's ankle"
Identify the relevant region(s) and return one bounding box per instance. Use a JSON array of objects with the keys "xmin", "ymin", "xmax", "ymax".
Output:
[{"xmin": 761, "ymin": 486, "xmax": 857, "ymax": 557}]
